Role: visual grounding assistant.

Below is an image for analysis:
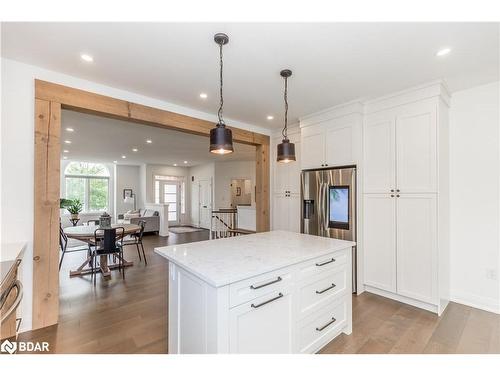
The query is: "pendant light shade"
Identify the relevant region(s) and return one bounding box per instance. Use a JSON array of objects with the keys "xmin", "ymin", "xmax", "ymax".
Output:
[
  {"xmin": 277, "ymin": 69, "xmax": 296, "ymax": 163},
  {"xmin": 210, "ymin": 33, "xmax": 234, "ymax": 155}
]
